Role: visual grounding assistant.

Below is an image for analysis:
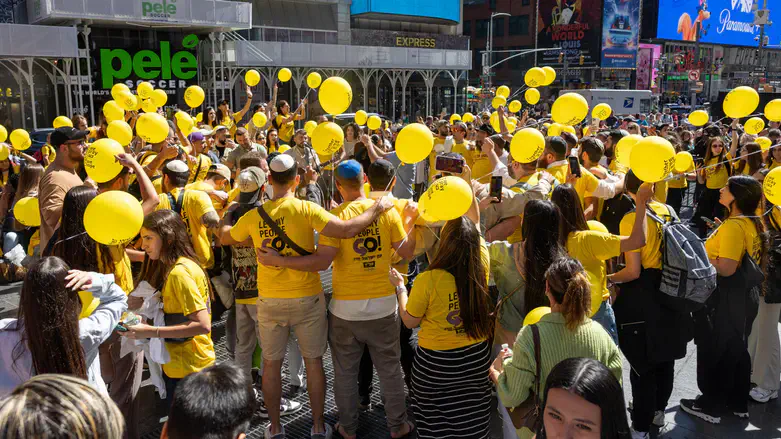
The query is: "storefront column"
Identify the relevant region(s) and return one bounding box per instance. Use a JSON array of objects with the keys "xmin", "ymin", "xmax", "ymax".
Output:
[{"xmin": 78, "ymin": 25, "xmax": 95, "ymax": 125}]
